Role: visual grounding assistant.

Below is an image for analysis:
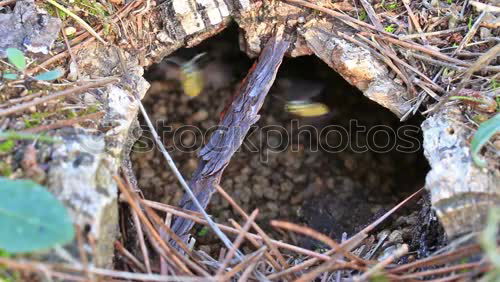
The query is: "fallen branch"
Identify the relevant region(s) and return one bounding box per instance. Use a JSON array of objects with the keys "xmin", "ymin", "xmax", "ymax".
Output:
[{"xmin": 170, "ymin": 35, "xmax": 290, "ymax": 242}]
